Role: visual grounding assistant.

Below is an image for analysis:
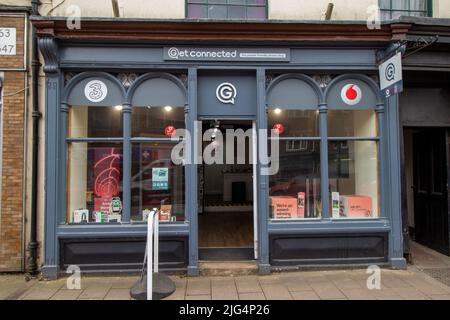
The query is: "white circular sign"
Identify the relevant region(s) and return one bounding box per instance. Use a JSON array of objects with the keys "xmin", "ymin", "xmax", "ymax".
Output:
[
  {"xmin": 84, "ymin": 80, "xmax": 108, "ymax": 103},
  {"xmin": 216, "ymin": 82, "xmax": 237, "ymax": 105},
  {"xmin": 341, "ymin": 84, "xmax": 362, "ymax": 106}
]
